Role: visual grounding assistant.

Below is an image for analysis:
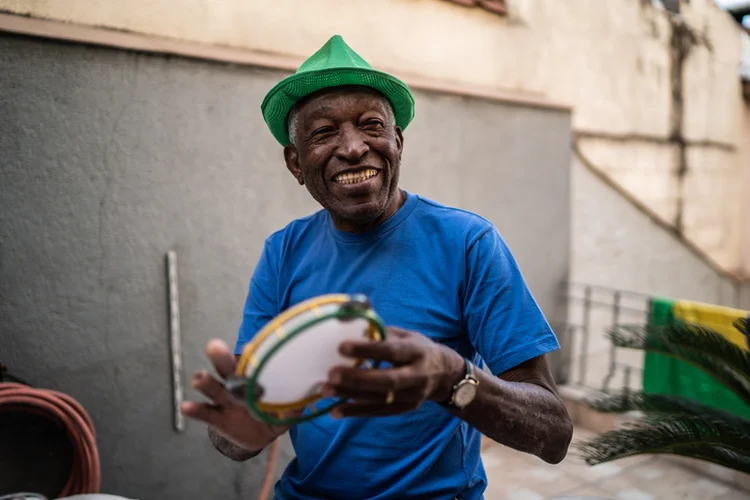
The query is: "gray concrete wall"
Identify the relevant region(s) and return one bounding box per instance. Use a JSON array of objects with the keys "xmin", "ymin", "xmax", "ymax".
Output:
[{"xmin": 0, "ymin": 34, "xmax": 571, "ymax": 498}]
